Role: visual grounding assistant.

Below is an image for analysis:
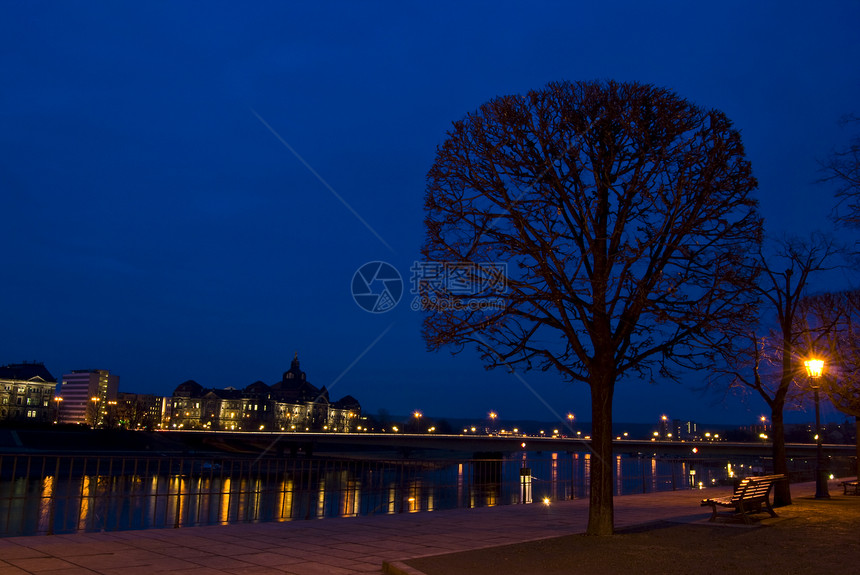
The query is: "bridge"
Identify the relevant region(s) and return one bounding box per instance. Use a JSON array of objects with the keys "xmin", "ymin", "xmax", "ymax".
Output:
[{"xmin": 160, "ymin": 430, "xmax": 856, "ymax": 459}]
